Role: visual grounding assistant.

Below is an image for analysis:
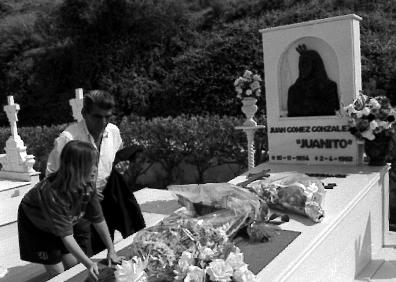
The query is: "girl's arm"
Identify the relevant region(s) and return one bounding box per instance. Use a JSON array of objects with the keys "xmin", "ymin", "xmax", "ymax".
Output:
[
  {"xmin": 92, "ymin": 220, "xmax": 124, "ymax": 266},
  {"xmin": 61, "ymin": 235, "xmax": 99, "ymax": 281}
]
